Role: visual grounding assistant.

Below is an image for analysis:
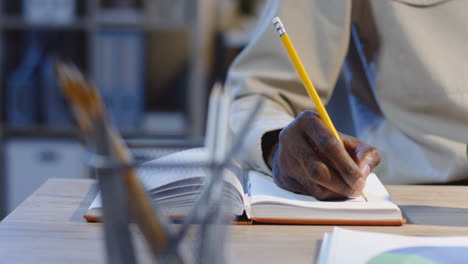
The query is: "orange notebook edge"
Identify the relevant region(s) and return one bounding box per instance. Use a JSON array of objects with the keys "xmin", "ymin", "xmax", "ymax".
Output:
[
  {"xmin": 83, "ymin": 214, "xmax": 101, "ymax": 223},
  {"xmin": 84, "ymin": 214, "xmax": 405, "ymax": 226},
  {"xmin": 83, "ymin": 214, "xmax": 254, "ymax": 225},
  {"xmin": 251, "ymin": 217, "xmax": 406, "ymax": 226},
  {"xmin": 83, "ymin": 214, "xmax": 188, "ymax": 223}
]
